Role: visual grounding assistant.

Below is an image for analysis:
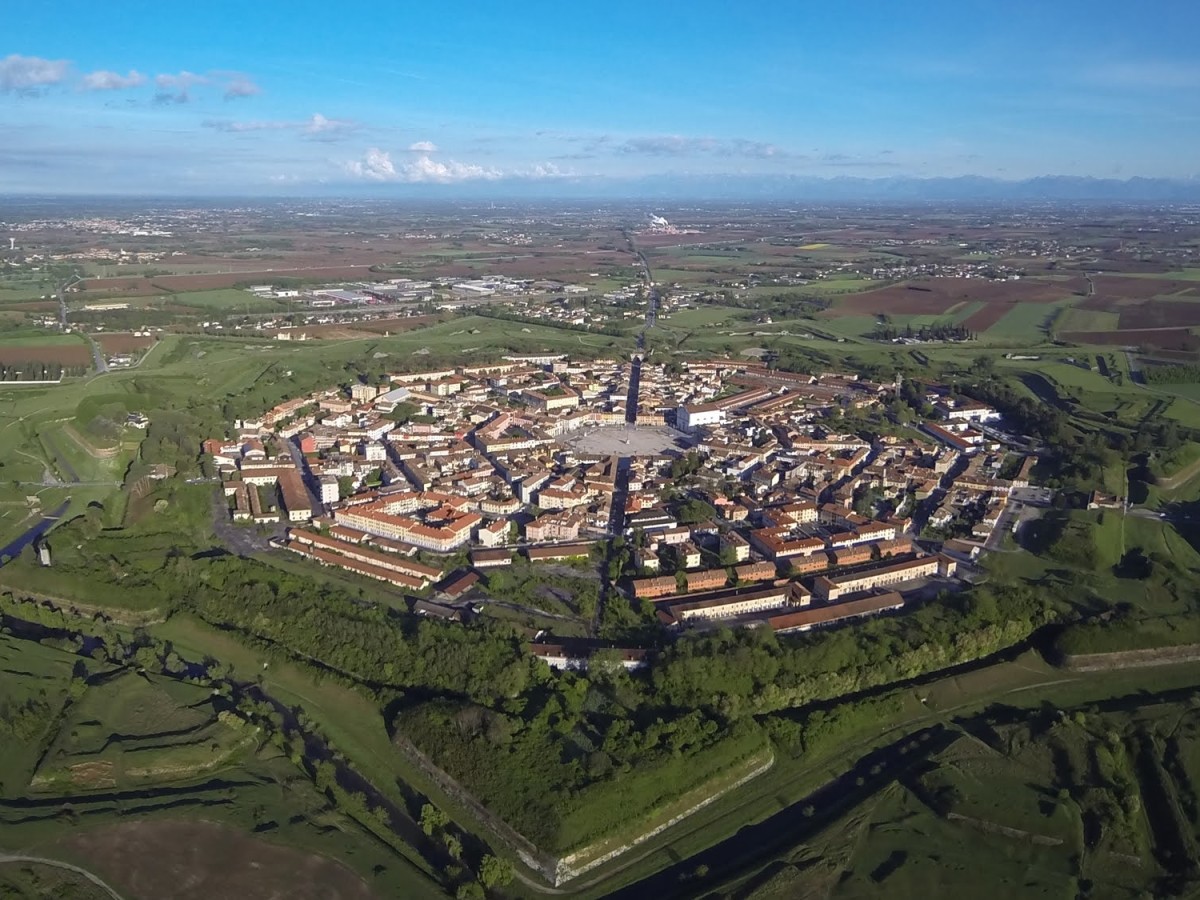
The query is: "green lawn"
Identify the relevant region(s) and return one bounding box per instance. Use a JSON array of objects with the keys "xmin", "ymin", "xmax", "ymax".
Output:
[
  {"xmin": 168, "ymin": 289, "xmax": 284, "ymax": 311},
  {"xmin": 984, "ymin": 301, "xmax": 1063, "ymax": 343},
  {"xmin": 659, "ymin": 306, "xmax": 744, "ymax": 329},
  {"xmin": 32, "ymin": 671, "xmax": 251, "ymax": 792},
  {"xmin": 0, "ymin": 331, "xmax": 92, "ymax": 351},
  {"xmin": 1126, "ymin": 269, "xmax": 1200, "ymax": 281},
  {"xmin": 1058, "ymin": 306, "xmax": 1120, "ymax": 332}
]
